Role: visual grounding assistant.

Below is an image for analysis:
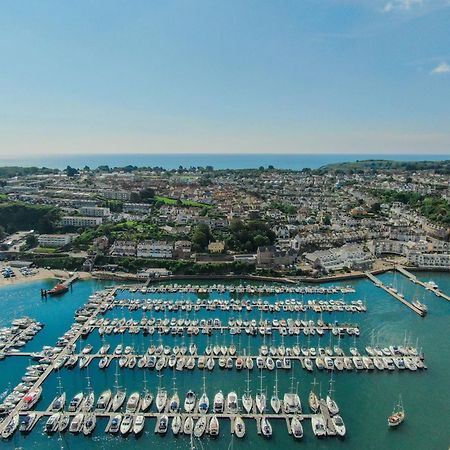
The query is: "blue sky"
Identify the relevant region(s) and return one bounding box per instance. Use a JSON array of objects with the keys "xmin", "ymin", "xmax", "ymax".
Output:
[{"xmin": 0, "ymin": 0, "xmax": 449, "ymax": 156}]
